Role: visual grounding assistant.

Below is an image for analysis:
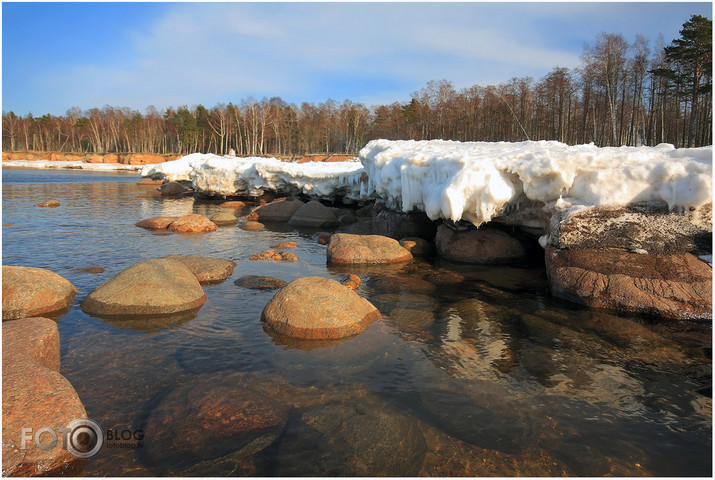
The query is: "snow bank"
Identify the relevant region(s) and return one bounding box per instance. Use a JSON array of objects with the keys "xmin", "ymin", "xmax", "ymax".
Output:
[
  {"xmin": 359, "ymin": 139, "xmax": 712, "ymax": 226},
  {"xmin": 141, "ymin": 153, "xmax": 367, "ymax": 201},
  {"xmin": 2, "ymin": 160, "xmax": 143, "ymax": 172}
]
